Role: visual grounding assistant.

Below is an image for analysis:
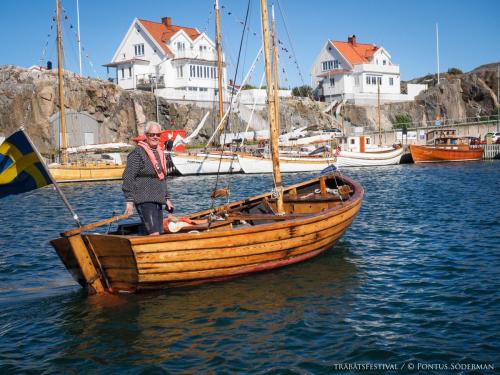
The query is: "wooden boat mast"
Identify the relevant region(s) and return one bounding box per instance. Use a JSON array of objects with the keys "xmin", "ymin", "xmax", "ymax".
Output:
[
  {"xmin": 271, "ymin": 5, "xmax": 280, "ymax": 144},
  {"xmin": 260, "ymin": 0, "xmax": 284, "ymax": 213},
  {"xmin": 56, "ymin": 0, "xmax": 68, "ymax": 164},
  {"xmin": 215, "ymin": 0, "xmax": 225, "ymax": 123}
]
